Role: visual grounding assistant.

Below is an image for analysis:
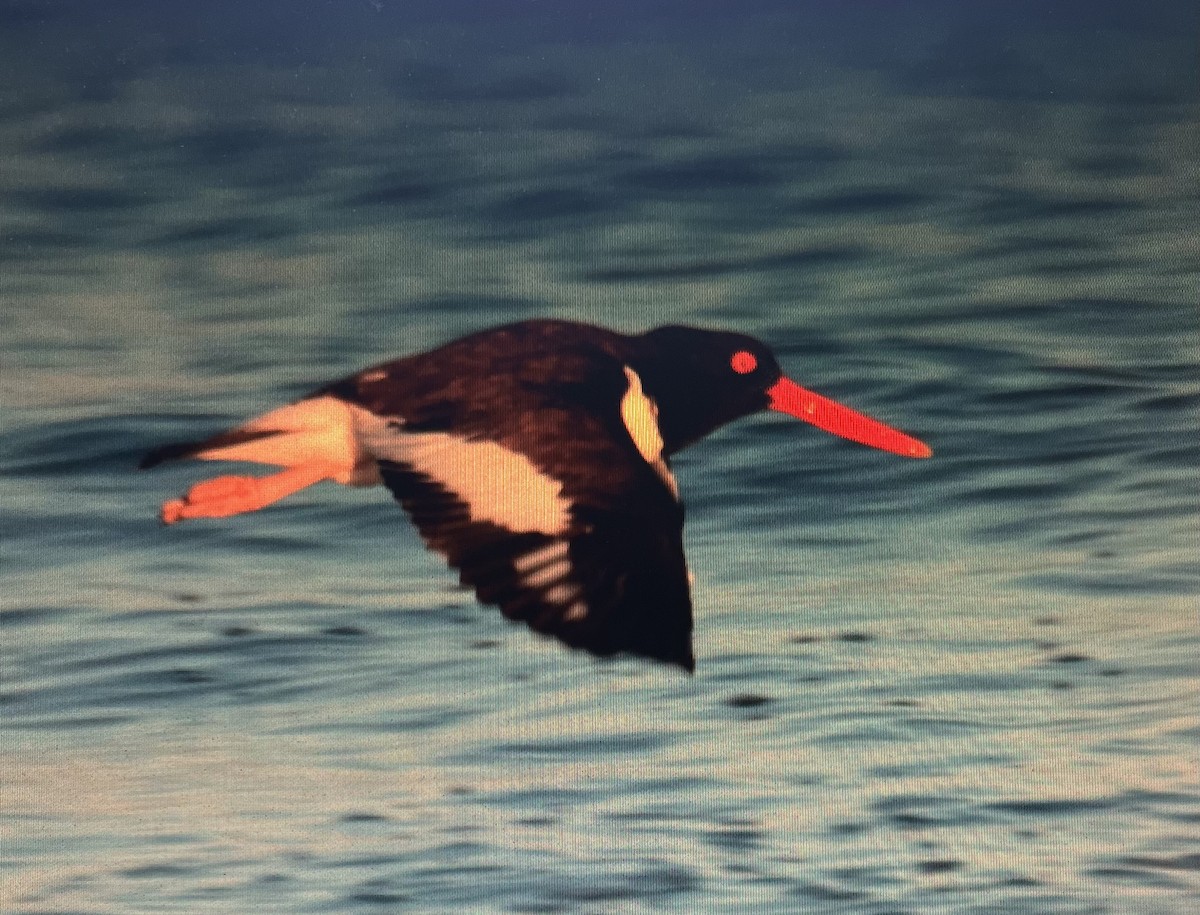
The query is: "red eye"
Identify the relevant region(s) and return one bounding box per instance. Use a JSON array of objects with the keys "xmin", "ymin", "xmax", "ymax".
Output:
[{"xmin": 730, "ymin": 350, "xmax": 757, "ymax": 374}]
